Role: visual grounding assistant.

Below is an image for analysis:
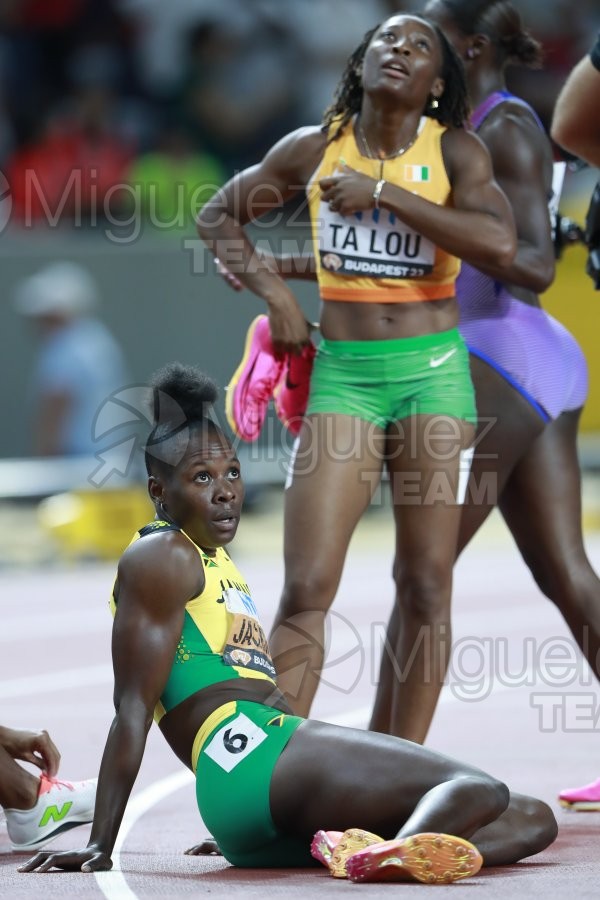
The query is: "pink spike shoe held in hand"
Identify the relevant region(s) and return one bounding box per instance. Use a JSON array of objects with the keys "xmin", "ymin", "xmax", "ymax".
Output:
[
  {"xmin": 274, "ymin": 340, "xmax": 316, "ymax": 436},
  {"xmin": 225, "ymin": 315, "xmax": 284, "ymax": 442}
]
